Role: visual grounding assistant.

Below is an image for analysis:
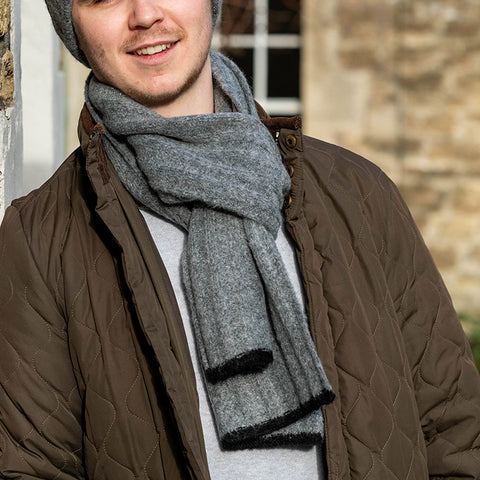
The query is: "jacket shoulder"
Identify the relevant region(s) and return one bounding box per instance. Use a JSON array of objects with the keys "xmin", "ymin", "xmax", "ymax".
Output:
[
  {"xmin": 301, "ymin": 135, "xmax": 398, "ymax": 219},
  {"xmin": 9, "ymin": 149, "xmax": 84, "ymax": 245},
  {"xmin": 302, "ymin": 135, "xmax": 392, "ymax": 193},
  {"xmin": 2, "ymin": 149, "xmax": 90, "ymax": 293}
]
